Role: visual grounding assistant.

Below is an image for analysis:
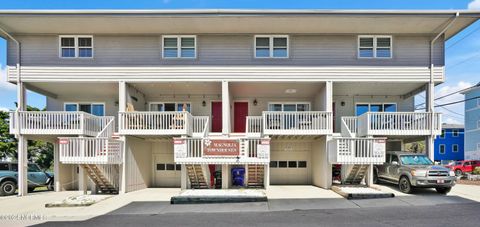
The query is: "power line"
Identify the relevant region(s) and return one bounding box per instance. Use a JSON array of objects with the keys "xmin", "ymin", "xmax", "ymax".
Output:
[
  {"xmin": 446, "ymin": 25, "xmax": 480, "ymax": 50},
  {"xmin": 416, "ymin": 95, "xmax": 480, "ymax": 110},
  {"xmin": 415, "ymin": 83, "xmax": 478, "ymax": 108},
  {"xmin": 446, "ymin": 51, "xmax": 480, "ymax": 70}
]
